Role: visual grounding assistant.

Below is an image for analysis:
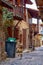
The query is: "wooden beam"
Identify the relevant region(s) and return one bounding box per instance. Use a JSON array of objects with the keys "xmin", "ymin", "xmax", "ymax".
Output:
[
  {"xmin": 14, "ymin": 20, "xmax": 22, "ymax": 28},
  {"xmin": 1, "ymin": 0, "xmax": 13, "ymax": 8}
]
